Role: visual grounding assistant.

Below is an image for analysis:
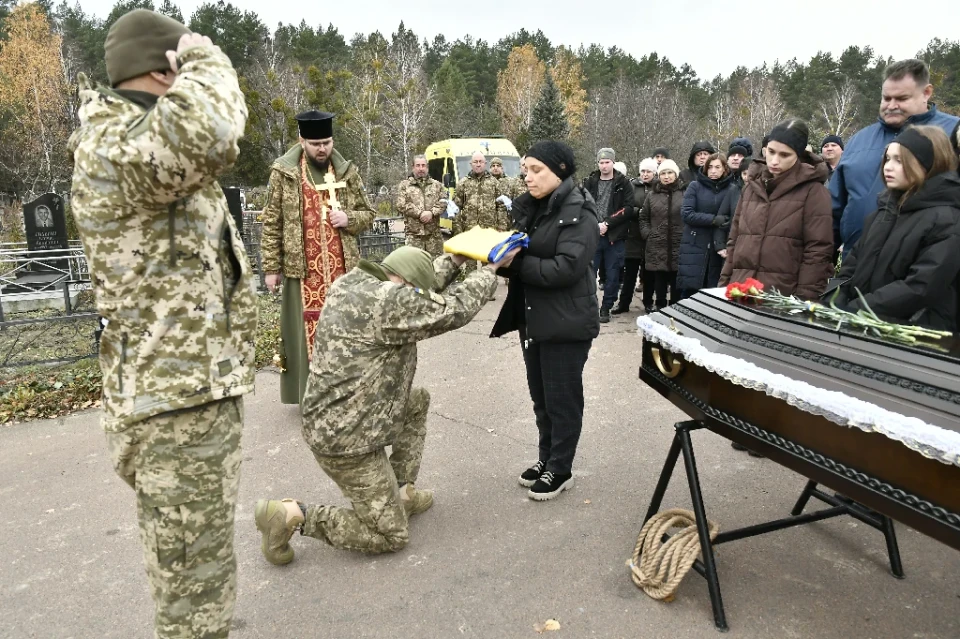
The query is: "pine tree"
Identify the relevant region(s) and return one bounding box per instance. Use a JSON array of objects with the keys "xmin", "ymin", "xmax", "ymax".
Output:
[{"xmin": 527, "ymin": 72, "xmax": 569, "ymax": 145}]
